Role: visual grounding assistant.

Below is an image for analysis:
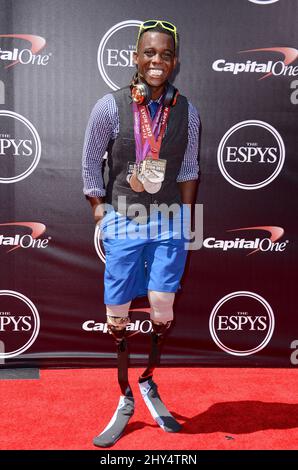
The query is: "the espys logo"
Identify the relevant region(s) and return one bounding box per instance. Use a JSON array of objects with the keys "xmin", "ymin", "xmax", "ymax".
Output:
[
  {"xmin": 0, "ymin": 110, "xmax": 41, "ymax": 184},
  {"xmin": 97, "ymin": 20, "xmax": 142, "ymax": 90},
  {"xmin": 212, "ymin": 46, "xmax": 298, "ymax": 80},
  {"xmin": 83, "ymin": 308, "xmax": 152, "ymax": 335},
  {"xmin": 204, "ymin": 226, "xmax": 288, "ymax": 255},
  {"xmin": 217, "ymin": 120, "xmax": 285, "ymax": 190},
  {"xmin": 0, "ymin": 290, "xmax": 40, "ymax": 359},
  {"xmin": 209, "ymin": 291, "xmax": 275, "ymax": 356},
  {"xmin": 0, "ymin": 34, "xmax": 51, "ymax": 68},
  {"xmin": 0, "ymin": 222, "xmax": 50, "ymax": 252},
  {"xmin": 248, "ymin": 0, "xmax": 279, "ymax": 4}
]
